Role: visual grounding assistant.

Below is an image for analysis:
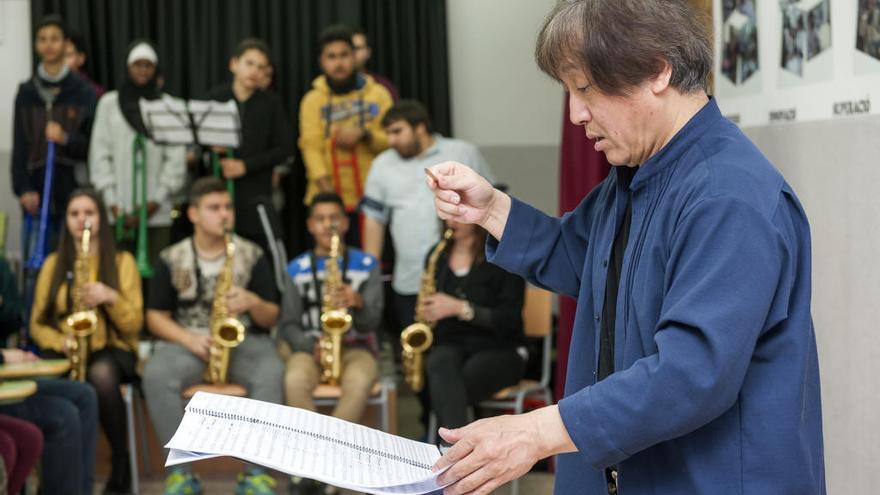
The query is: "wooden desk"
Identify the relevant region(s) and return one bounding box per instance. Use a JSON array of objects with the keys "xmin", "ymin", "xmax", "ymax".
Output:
[
  {"xmin": 0, "ymin": 359, "xmax": 70, "ymax": 380},
  {"xmin": 0, "ymin": 380, "xmax": 37, "ymax": 404}
]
